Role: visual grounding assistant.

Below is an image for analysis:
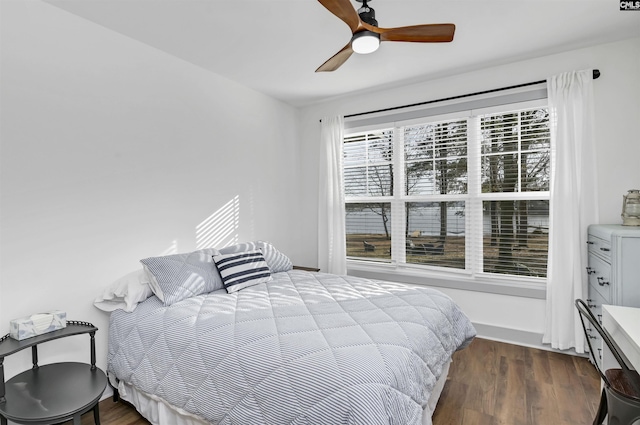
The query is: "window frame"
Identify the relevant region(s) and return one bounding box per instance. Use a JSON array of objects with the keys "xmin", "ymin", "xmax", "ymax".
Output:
[{"xmin": 343, "ymin": 98, "xmax": 550, "ymax": 299}]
